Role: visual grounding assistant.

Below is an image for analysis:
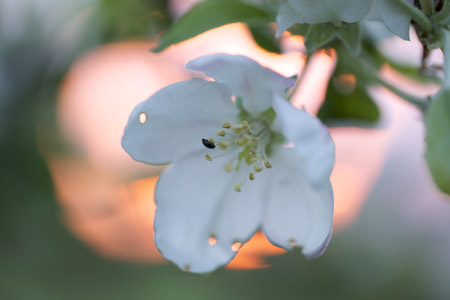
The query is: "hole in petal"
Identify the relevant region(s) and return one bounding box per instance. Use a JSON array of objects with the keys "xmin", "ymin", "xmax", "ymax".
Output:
[
  {"xmin": 288, "ymin": 239, "xmax": 296, "ymax": 247},
  {"xmin": 231, "ymin": 241, "xmax": 242, "ymax": 252},
  {"xmin": 208, "ymin": 235, "xmax": 217, "ymax": 246},
  {"xmin": 139, "ymin": 112, "xmax": 147, "ymax": 124}
]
